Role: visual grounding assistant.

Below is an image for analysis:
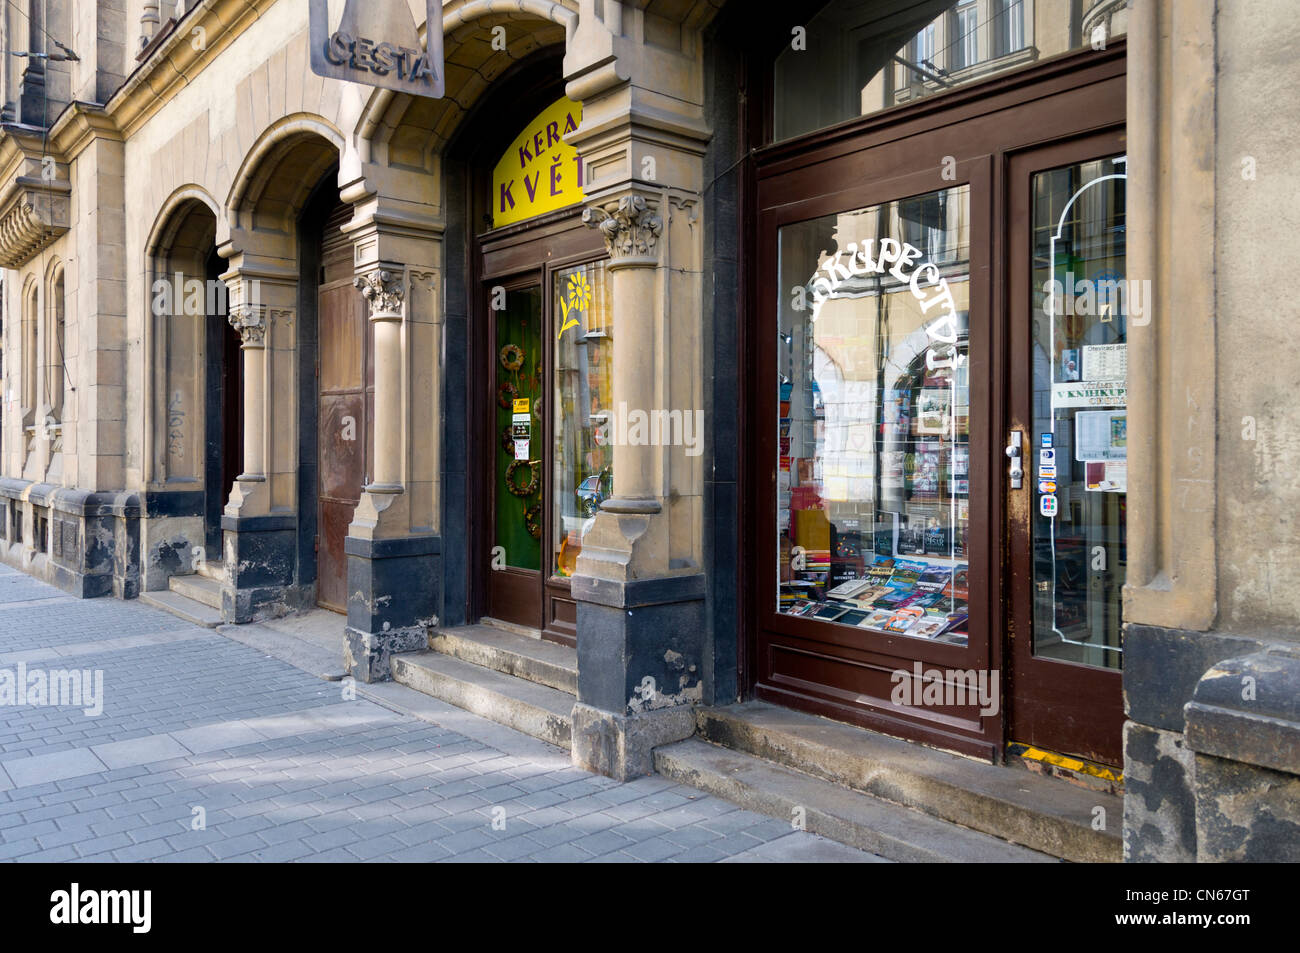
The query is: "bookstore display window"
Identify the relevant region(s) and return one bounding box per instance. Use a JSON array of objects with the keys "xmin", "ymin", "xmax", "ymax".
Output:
[{"xmin": 777, "ymin": 186, "xmax": 971, "ymax": 644}]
